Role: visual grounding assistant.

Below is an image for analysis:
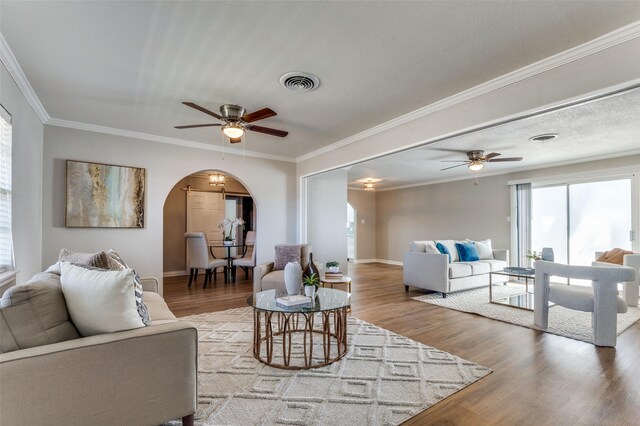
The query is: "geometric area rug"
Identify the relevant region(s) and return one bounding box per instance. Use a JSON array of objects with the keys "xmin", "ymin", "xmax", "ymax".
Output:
[
  {"xmin": 413, "ymin": 284, "xmax": 640, "ymax": 345},
  {"xmin": 169, "ymin": 307, "xmax": 491, "ymax": 425}
]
